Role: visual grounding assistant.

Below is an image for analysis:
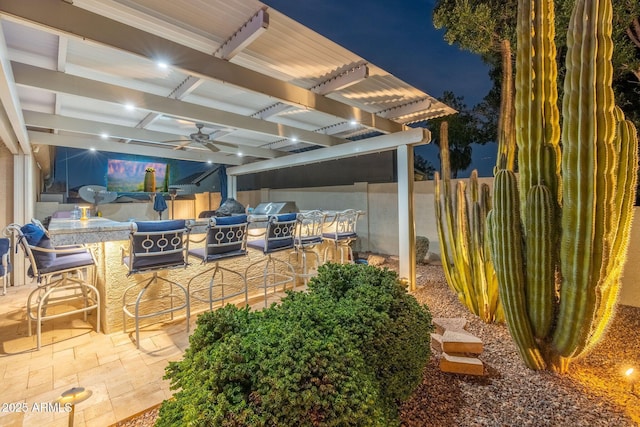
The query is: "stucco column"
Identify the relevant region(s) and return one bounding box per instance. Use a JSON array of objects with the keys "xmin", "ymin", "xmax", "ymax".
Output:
[{"xmin": 397, "ymin": 144, "xmax": 416, "ymax": 291}]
